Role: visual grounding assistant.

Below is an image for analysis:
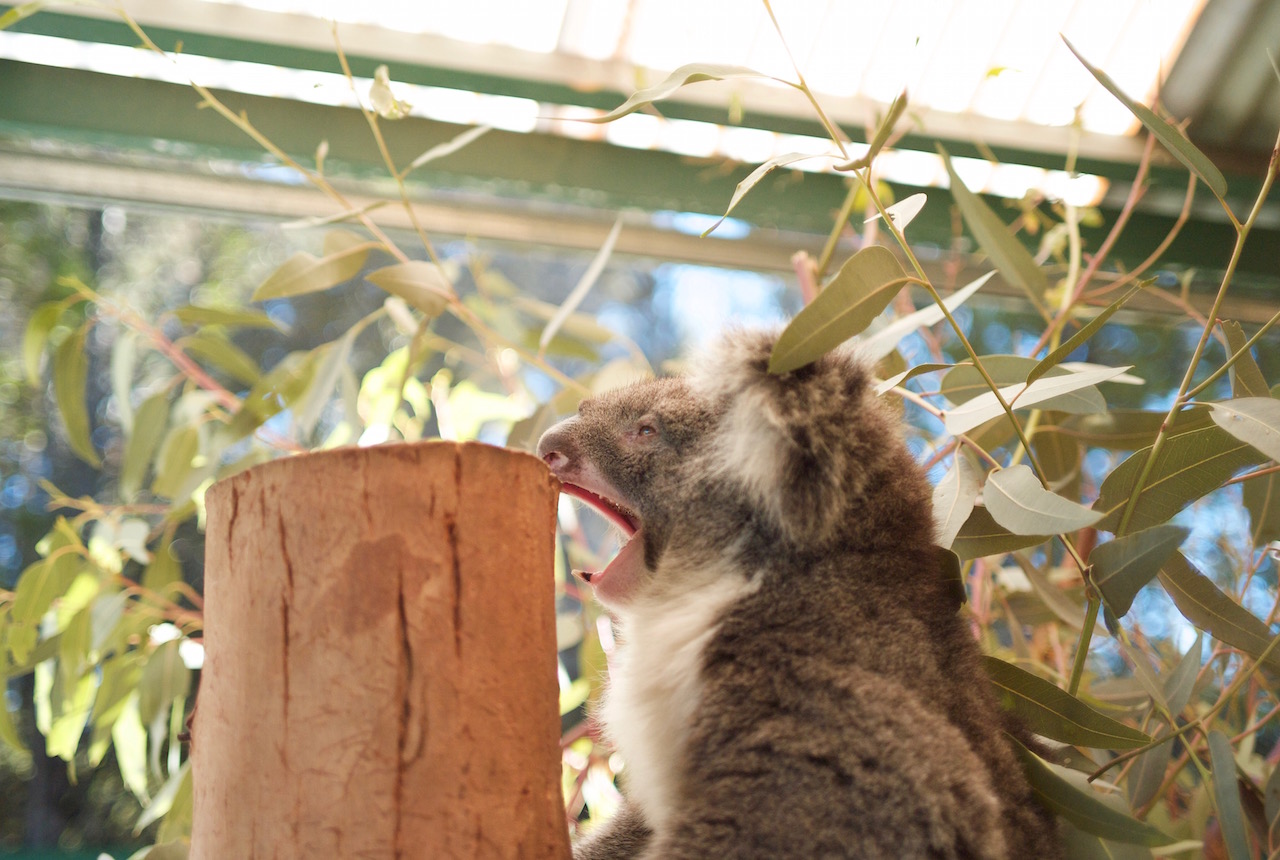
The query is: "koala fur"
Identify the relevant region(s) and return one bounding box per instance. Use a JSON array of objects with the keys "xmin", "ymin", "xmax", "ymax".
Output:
[{"xmin": 536, "ymin": 329, "xmax": 1061, "ymax": 860}]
